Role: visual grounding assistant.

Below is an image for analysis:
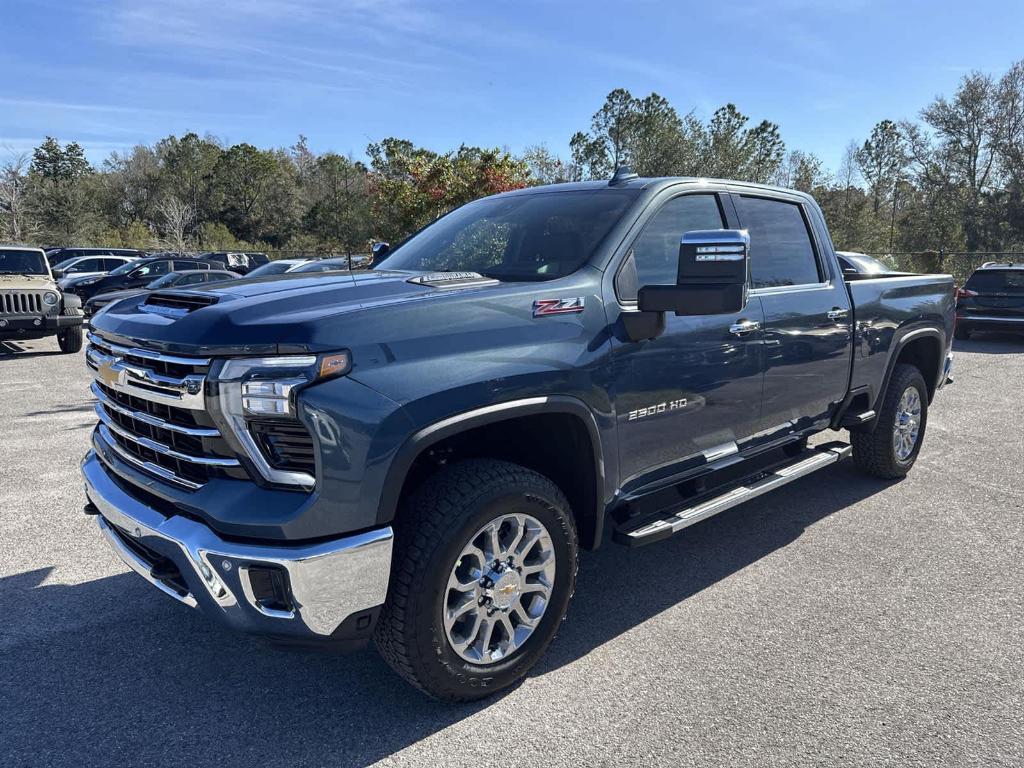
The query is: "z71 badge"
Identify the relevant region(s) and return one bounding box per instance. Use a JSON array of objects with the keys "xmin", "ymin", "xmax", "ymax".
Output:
[{"xmin": 533, "ymin": 297, "xmax": 585, "ymax": 317}]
